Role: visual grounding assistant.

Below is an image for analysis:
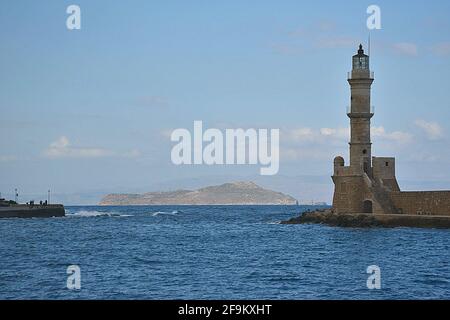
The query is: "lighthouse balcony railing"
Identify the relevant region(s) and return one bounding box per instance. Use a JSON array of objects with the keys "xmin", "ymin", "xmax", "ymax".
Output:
[
  {"xmin": 347, "ymin": 105, "xmax": 375, "ymax": 114},
  {"xmin": 347, "ymin": 71, "xmax": 374, "ymax": 80}
]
